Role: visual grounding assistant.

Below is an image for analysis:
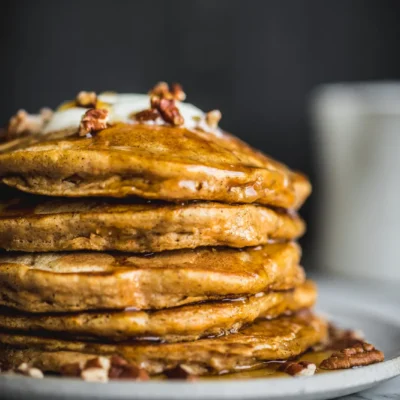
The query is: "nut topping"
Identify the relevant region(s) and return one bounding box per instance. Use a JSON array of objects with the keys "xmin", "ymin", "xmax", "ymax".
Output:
[
  {"xmin": 130, "ymin": 108, "xmax": 160, "ymax": 122},
  {"xmin": 205, "ymin": 110, "xmax": 222, "ymax": 128},
  {"xmin": 143, "ymin": 82, "xmax": 185, "ymax": 126},
  {"xmin": 81, "ymin": 367, "xmax": 109, "ymax": 383},
  {"xmin": 320, "ymin": 342, "xmax": 384, "ymax": 370},
  {"xmin": 151, "ymin": 96, "xmax": 184, "ymax": 126},
  {"xmin": 149, "ymin": 82, "xmax": 186, "ymax": 102},
  {"xmin": 170, "ymin": 83, "xmax": 186, "ymax": 101},
  {"xmin": 164, "ymin": 365, "xmax": 198, "ymax": 381},
  {"xmin": 6, "ymin": 108, "xmax": 53, "ymax": 140},
  {"xmin": 76, "ymin": 91, "xmax": 97, "ymax": 108},
  {"xmin": 278, "ymin": 361, "xmax": 316, "ymax": 377},
  {"xmin": 78, "ymin": 108, "xmax": 109, "ymax": 136},
  {"xmin": 60, "ymin": 362, "xmax": 83, "ymax": 377},
  {"xmin": 108, "ymin": 356, "xmax": 149, "ymax": 380},
  {"xmin": 17, "ymin": 363, "xmax": 44, "ymax": 379}
]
